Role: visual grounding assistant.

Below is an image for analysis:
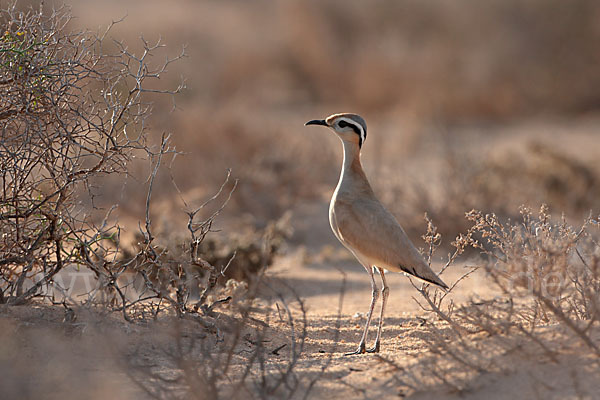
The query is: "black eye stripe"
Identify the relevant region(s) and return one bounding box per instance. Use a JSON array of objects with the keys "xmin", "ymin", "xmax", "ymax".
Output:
[
  {"xmin": 337, "ymin": 118, "xmax": 367, "ymax": 148},
  {"xmin": 338, "ymin": 120, "xmax": 360, "ymax": 135}
]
